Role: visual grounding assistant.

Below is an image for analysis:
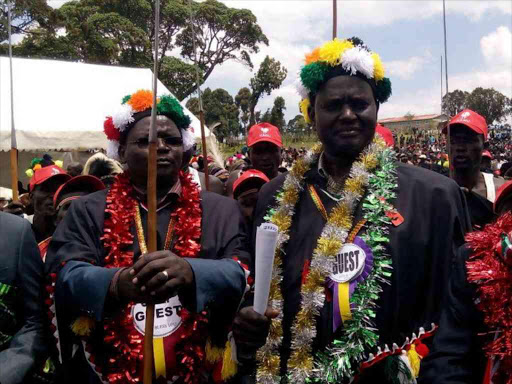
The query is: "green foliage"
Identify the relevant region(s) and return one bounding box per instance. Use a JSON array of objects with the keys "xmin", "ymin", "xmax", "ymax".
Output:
[
  {"xmin": 3, "ymin": 0, "xmax": 267, "ymax": 100},
  {"xmin": 254, "ymin": 110, "xmax": 262, "ymax": 124},
  {"xmin": 287, "ymin": 114, "xmax": 309, "ymax": 135},
  {"xmin": 235, "ymin": 87, "xmax": 252, "ymax": 130},
  {"xmin": 260, "ymin": 108, "xmax": 272, "ymax": 123},
  {"xmin": 442, "ymin": 89, "xmax": 469, "ymax": 116},
  {"xmin": 160, "ymin": 56, "xmax": 203, "ymax": 101},
  {"xmin": 465, "ymin": 87, "xmax": 511, "ymax": 125},
  {"xmin": 0, "ymin": 0, "xmax": 56, "ymax": 42},
  {"xmin": 249, "ymin": 55, "xmax": 287, "ymax": 125},
  {"xmin": 176, "ymin": 0, "xmax": 268, "ymax": 98},
  {"xmin": 442, "ymin": 88, "xmax": 511, "ymax": 124},
  {"xmin": 186, "ymin": 87, "xmax": 240, "ymax": 143},
  {"xmin": 269, "ymin": 96, "xmax": 286, "ymax": 129}
]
